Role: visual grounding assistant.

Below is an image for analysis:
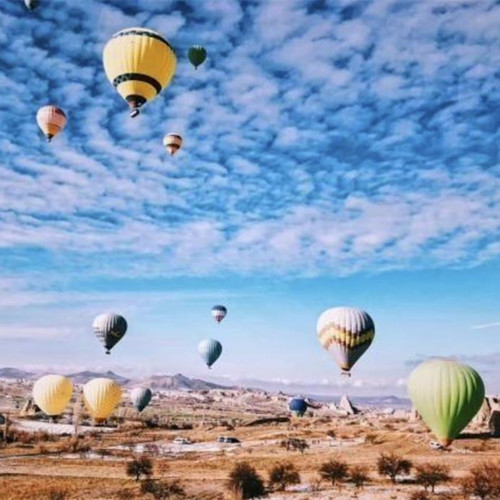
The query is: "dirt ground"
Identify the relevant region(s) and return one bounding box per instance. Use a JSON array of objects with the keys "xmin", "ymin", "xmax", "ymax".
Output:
[{"xmin": 0, "ymin": 390, "xmax": 498, "ymax": 499}]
